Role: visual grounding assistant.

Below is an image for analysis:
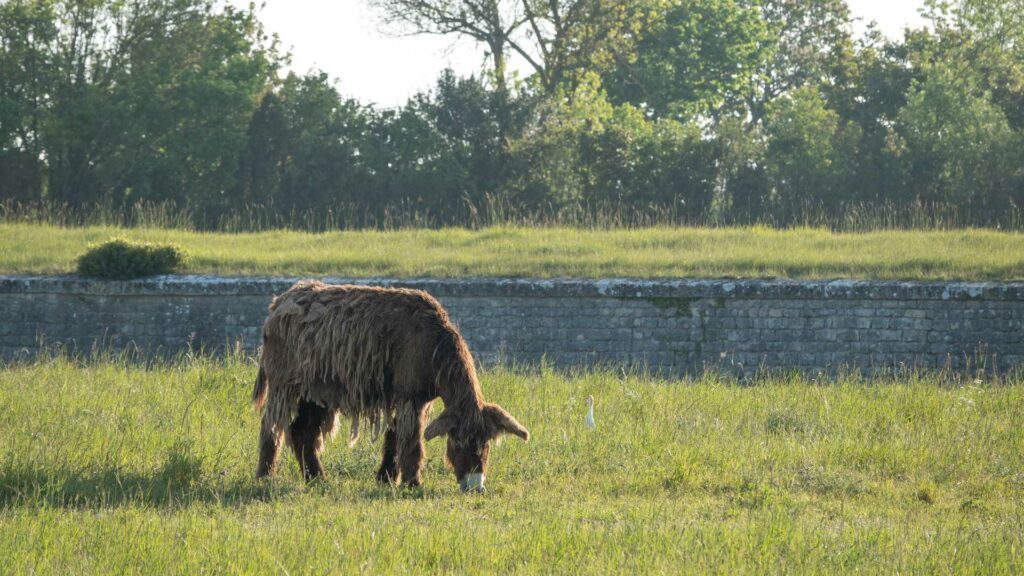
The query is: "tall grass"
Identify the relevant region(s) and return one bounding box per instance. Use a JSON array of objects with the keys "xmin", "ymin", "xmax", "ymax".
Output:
[
  {"xmin": 0, "ymin": 353, "xmax": 1021, "ymax": 573},
  {"xmin": 3, "ymin": 197, "xmax": 1022, "ymax": 232},
  {"xmin": 3, "ymin": 222, "xmax": 1024, "ymax": 280}
]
